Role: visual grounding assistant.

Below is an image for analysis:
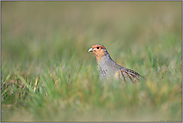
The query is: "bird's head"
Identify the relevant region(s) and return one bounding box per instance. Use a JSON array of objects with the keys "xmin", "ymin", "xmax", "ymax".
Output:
[{"xmin": 88, "ymin": 44, "xmax": 109, "ymax": 62}]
